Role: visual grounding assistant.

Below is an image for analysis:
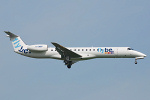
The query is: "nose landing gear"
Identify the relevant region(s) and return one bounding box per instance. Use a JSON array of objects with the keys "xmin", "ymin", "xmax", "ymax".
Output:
[
  {"xmin": 67, "ymin": 64, "xmax": 71, "ymax": 69},
  {"xmin": 134, "ymin": 57, "xmax": 145, "ymax": 64},
  {"xmin": 135, "ymin": 60, "xmax": 137, "ymax": 64}
]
